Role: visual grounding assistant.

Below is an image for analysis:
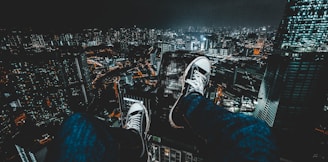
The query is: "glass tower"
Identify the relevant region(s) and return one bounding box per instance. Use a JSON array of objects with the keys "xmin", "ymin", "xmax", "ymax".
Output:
[{"xmin": 254, "ymin": 0, "xmax": 328, "ymax": 130}]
